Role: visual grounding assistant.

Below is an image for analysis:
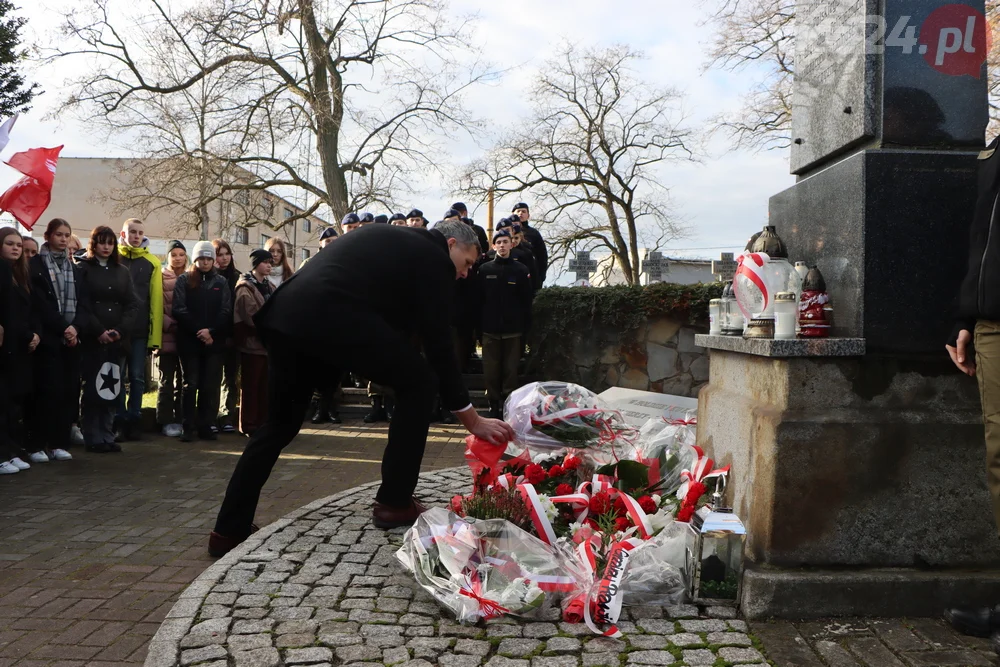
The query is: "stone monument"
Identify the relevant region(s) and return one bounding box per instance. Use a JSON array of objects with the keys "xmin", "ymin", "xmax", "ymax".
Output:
[
  {"xmin": 640, "ymin": 251, "xmax": 667, "ymax": 283},
  {"xmin": 696, "ymin": 0, "xmax": 999, "ymax": 618},
  {"xmin": 568, "ymin": 251, "xmax": 598, "ymax": 283}
]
